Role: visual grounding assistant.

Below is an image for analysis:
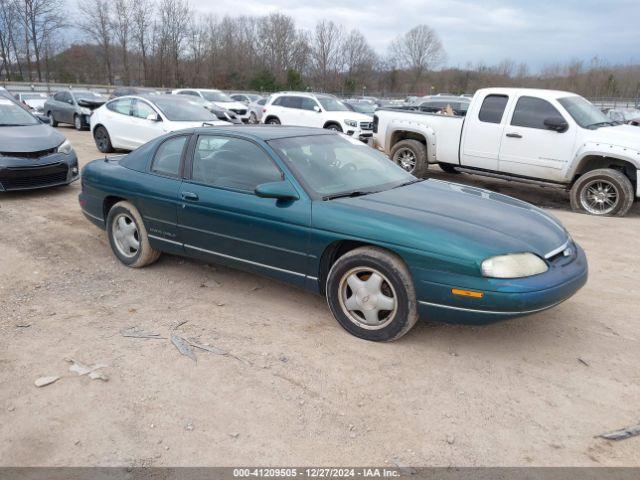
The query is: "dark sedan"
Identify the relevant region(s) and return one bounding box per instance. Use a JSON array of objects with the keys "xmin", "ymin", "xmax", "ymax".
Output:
[
  {"xmin": 0, "ymin": 97, "xmax": 79, "ymax": 191},
  {"xmin": 79, "ymin": 126, "xmax": 587, "ymax": 341}
]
